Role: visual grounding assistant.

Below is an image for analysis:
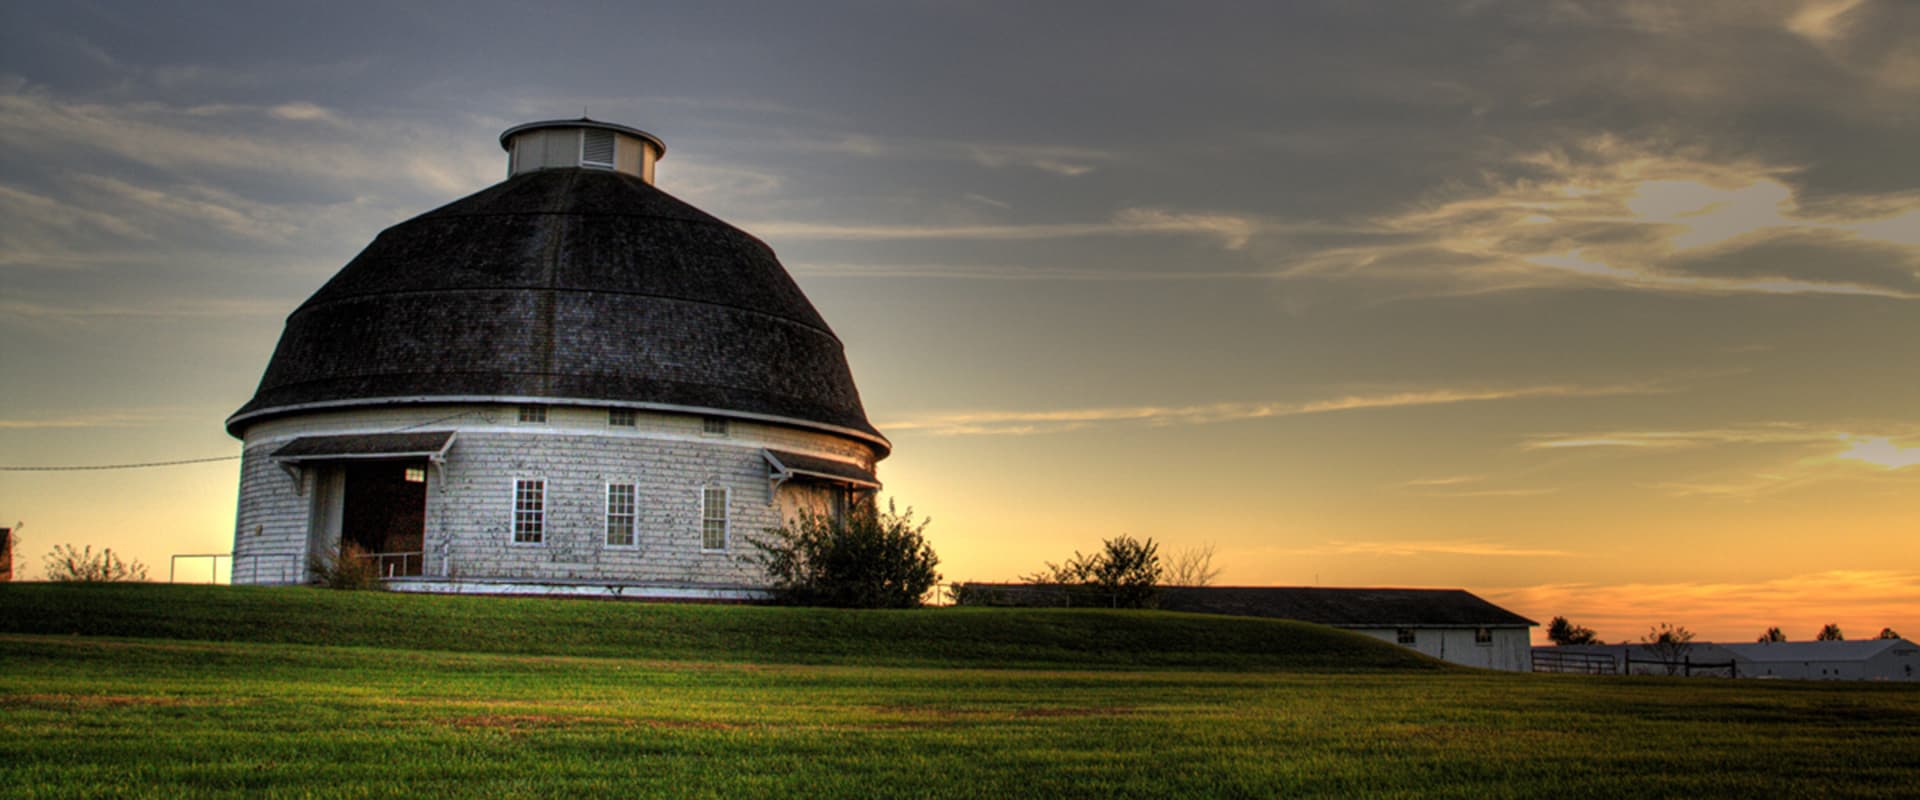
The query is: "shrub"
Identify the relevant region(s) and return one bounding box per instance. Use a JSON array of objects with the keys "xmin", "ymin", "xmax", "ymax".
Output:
[
  {"xmin": 1024, "ymin": 535, "xmax": 1162, "ymax": 608},
  {"xmin": 1547, "ymin": 616, "xmax": 1599, "ymax": 645},
  {"xmin": 308, "ymin": 542, "xmax": 385, "ymax": 590},
  {"xmin": 751, "ymin": 500, "xmax": 940, "ymax": 608},
  {"xmin": 42, "ymin": 544, "xmax": 148, "ymax": 582}
]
